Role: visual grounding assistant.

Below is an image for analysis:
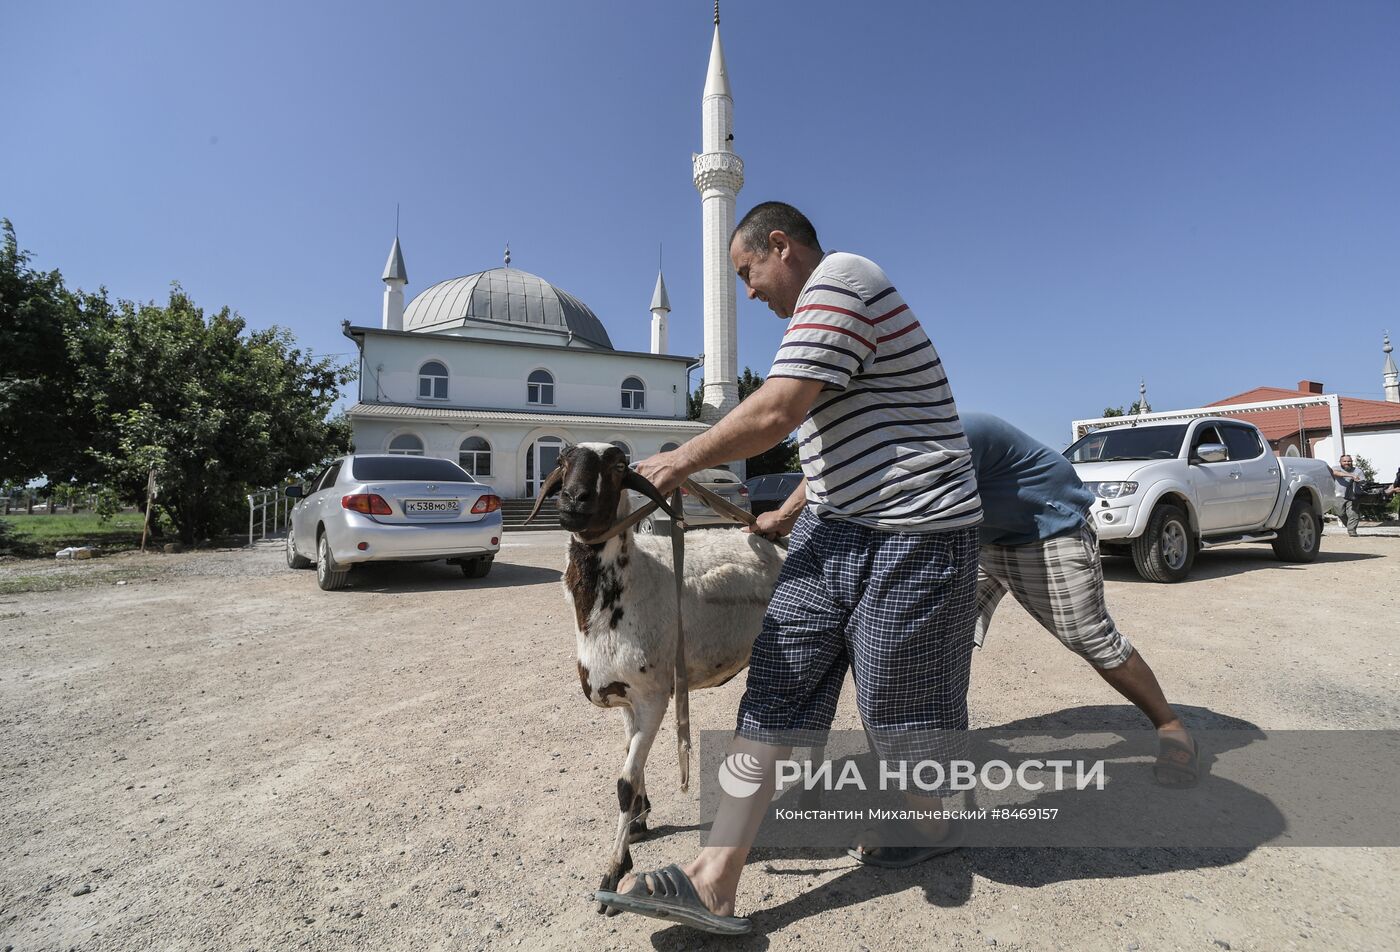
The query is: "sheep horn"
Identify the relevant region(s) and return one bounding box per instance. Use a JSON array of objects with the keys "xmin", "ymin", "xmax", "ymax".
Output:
[
  {"xmin": 525, "ymin": 464, "xmax": 565, "ymax": 524},
  {"xmin": 622, "ymin": 468, "xmax": 678, "ymax": 520}
]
